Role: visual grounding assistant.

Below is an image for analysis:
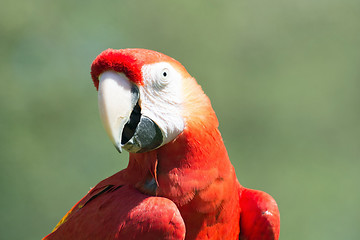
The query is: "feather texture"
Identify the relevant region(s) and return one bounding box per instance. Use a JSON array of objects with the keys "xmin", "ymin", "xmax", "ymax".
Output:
[{"xmin": 44, "ymin": 49, "xmax": 280, "ymax": 240}]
